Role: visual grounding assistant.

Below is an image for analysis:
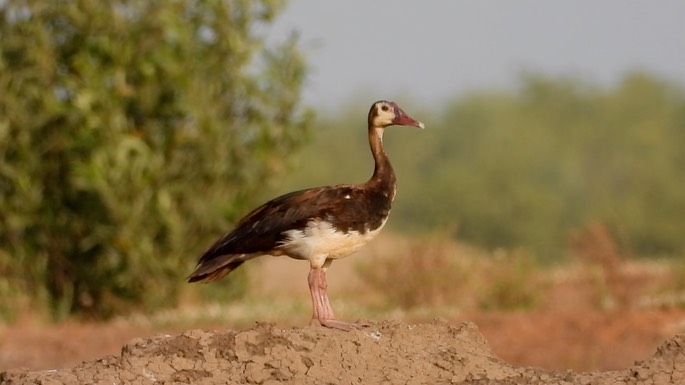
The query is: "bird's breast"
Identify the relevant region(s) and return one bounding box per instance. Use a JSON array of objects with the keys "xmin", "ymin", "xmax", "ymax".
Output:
[{"xmin": 278, "ymin": 217, "xmax": 389, "ymax": 268}]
